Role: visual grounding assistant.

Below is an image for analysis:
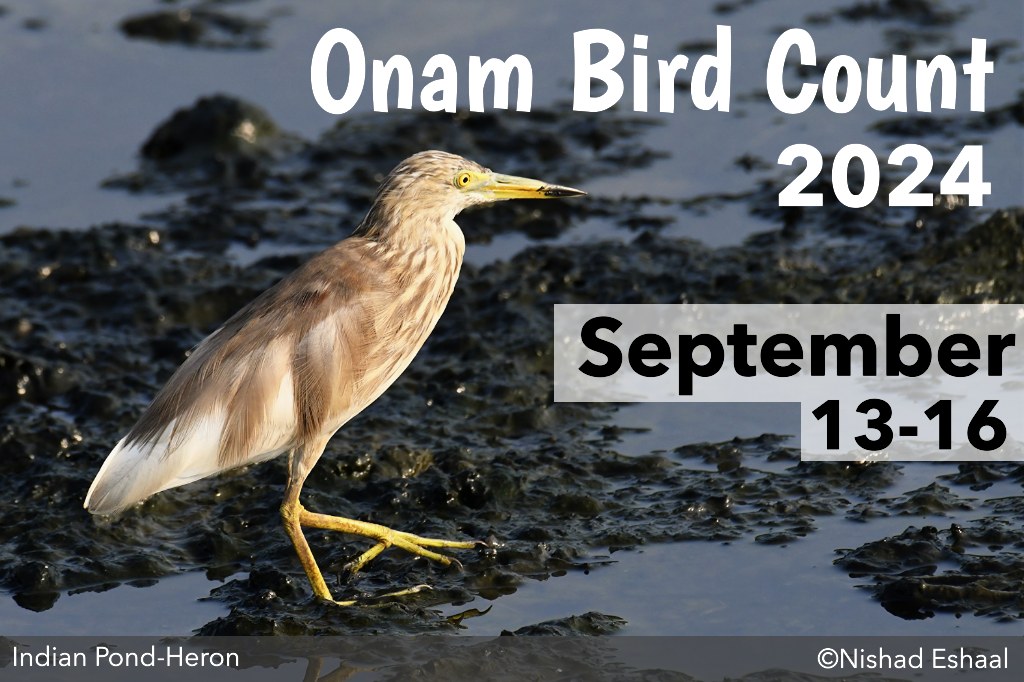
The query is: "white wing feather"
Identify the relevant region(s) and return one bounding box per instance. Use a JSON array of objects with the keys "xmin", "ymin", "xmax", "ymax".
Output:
[{"xmin": 84, "ymin": 370, "xmax": 298, "ymax": 515}]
